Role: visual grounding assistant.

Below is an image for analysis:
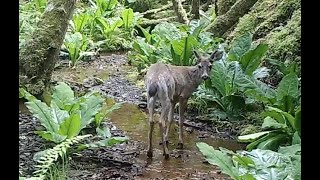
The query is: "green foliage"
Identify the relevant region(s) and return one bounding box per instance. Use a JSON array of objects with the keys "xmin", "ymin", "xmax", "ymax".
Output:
[
  {"xmin": 129, "ymin": 20, "xmax": 220, "ymax": 73},
  {"xmin": 33, "ymin": 0, "xmax": 47, "ymax": 13},
  {"xmin": 193, "ymin": 33, "xmax": 271, "ymax": 119},
  {"xmin": 122, "ymin": 8, "xmax": 134, "ymax": 29},
  {"xmin": 238, "ymin": 105, "xmax": 301, "ymax": 151},
  {"xmin": 32, "ymin": 135, "xmax": 91, "ymax": 180},
  {"xmin": 196, "ymin": 142, "xmax": 301, "ymax": 180},
  {"xmin": 20, "ymin": 82, "xmax": 105, "ymax": 143}
]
